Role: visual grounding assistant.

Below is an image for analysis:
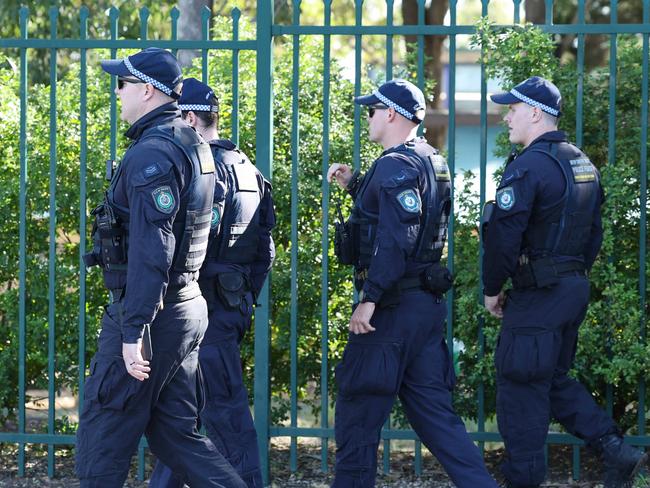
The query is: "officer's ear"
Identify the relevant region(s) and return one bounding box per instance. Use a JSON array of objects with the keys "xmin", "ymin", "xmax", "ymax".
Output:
[
  {"xmin": 386, "ymin": 107, "xmax": 398, "ymax": 123},
  {"xmin": 186, "ymin": 111, "xmax": 197, "ymax": 128},
  {"xmin": 141, "ymin": 82, "xmax": 156, "ymax": 101},
  {"xmin": 531, "ymin": 106, "xmax": 543, "ymax": 123}
]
